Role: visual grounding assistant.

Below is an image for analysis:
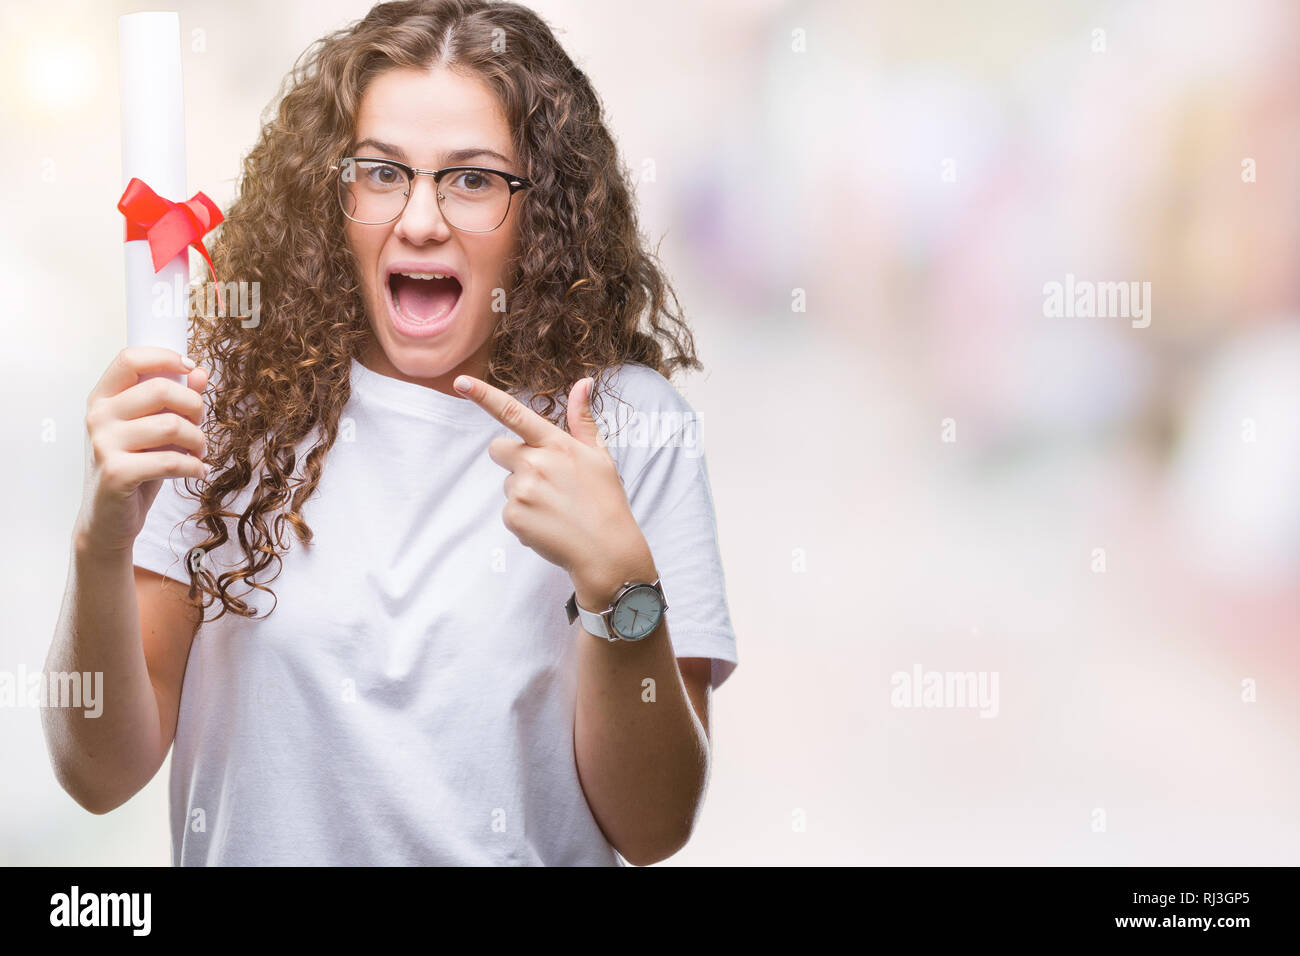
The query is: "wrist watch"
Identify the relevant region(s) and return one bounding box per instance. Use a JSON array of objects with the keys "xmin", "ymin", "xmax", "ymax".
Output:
[{"xmin": 565, "ymin": 578, "xmax": 668, "ymax": 642}]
